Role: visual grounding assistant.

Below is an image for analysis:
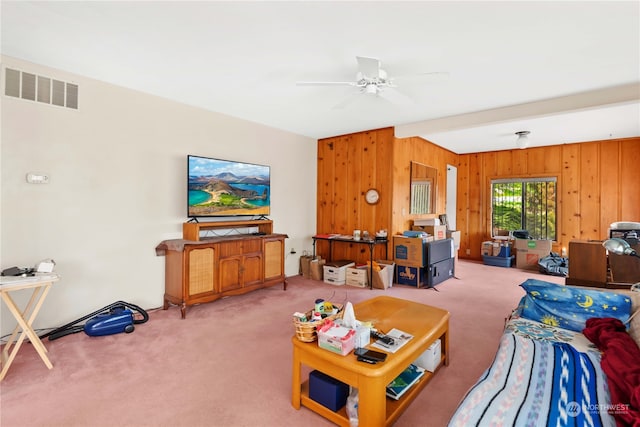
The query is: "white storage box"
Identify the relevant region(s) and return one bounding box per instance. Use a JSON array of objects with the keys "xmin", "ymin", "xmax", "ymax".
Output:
[
  {"xmin": 354, "ymin": 325, "xmax": 371, "ymax": 348},
  {"xmin": 345, "ymin": 266, "xmax": 368, "ymax": 287},
  {"xmin": 414, "ymin": 339, "xmax": 441, "ymax": 372},
  {"xmin": 323, "ymin": 260, "xmax": 355, "ymax": 285}
]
